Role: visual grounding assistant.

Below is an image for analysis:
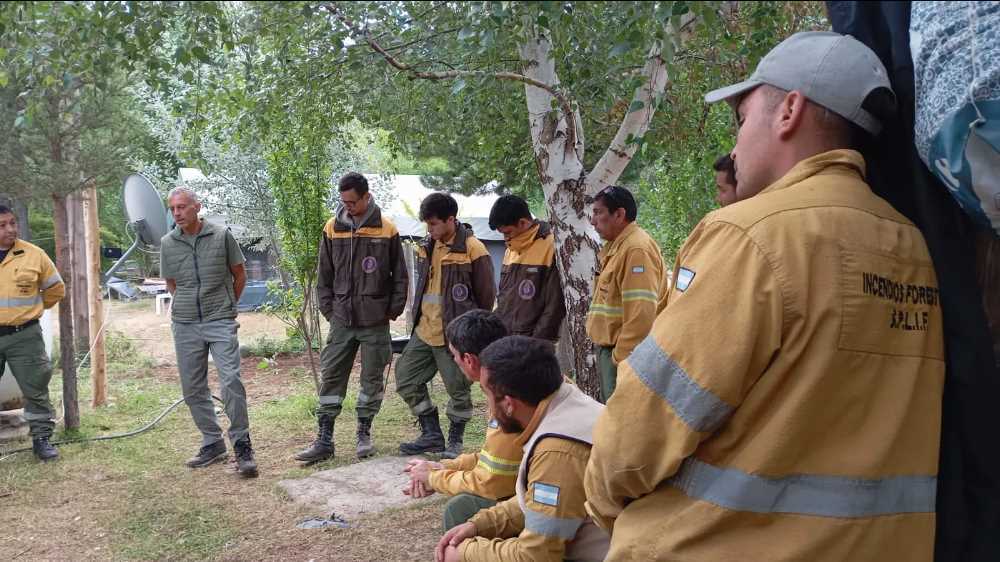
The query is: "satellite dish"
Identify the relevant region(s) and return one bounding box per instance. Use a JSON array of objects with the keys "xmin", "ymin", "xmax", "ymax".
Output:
[
  {"xmin": 122, "ymin": 174, "xmax": 170, "ymax": 246},
  {"xmin": 103, "ymin": 173, "xmax": 170, "ymax": 281}
]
